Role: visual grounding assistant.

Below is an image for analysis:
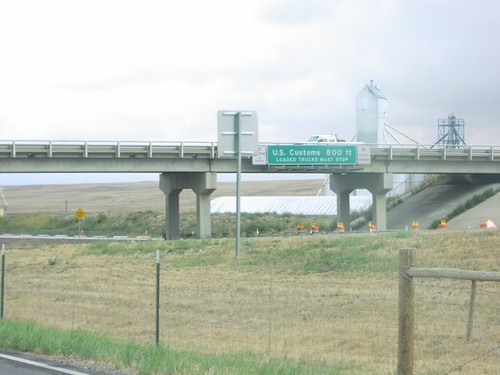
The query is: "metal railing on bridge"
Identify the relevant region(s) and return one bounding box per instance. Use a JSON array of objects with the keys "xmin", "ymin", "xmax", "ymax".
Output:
[
  {"xmin": 371, "ymin": 144, "xmax": 500, "ymax": 162},
  {"xmin": 0, "ymin": 140, "xmax": 217, "ymax": 159},
  {"xmin": 1, "ymin": 140, "xmax": 500, "ymax": 163}
]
